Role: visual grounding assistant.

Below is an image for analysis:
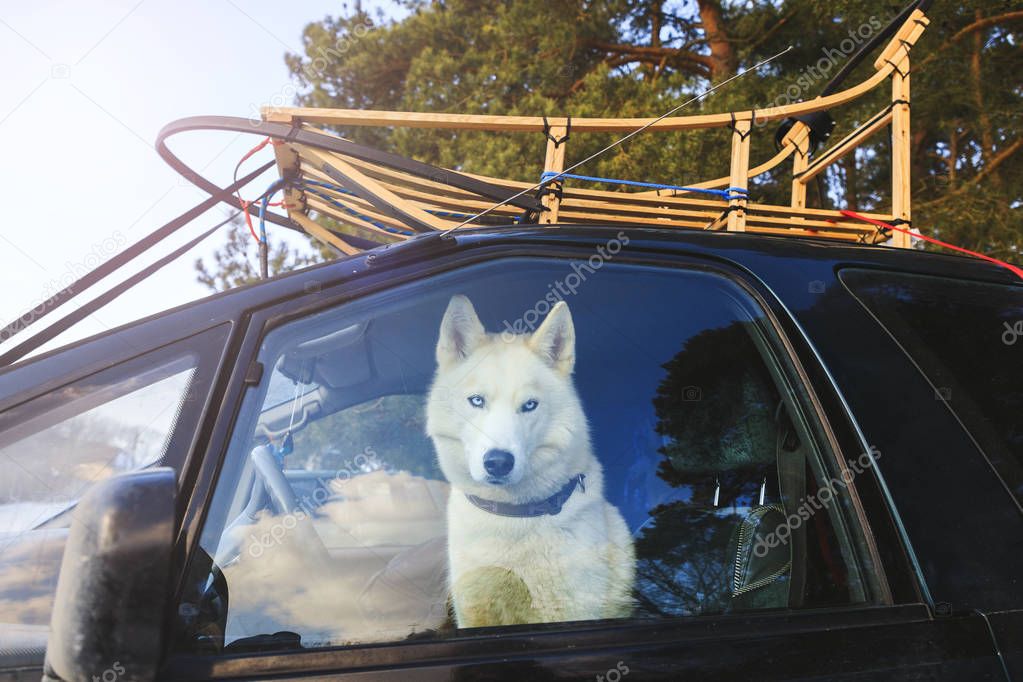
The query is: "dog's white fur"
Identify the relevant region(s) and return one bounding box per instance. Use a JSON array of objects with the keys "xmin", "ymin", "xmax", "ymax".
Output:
[{"xmin": 426, "ymin": 295, "xmax": 634, "ymax": 627}]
